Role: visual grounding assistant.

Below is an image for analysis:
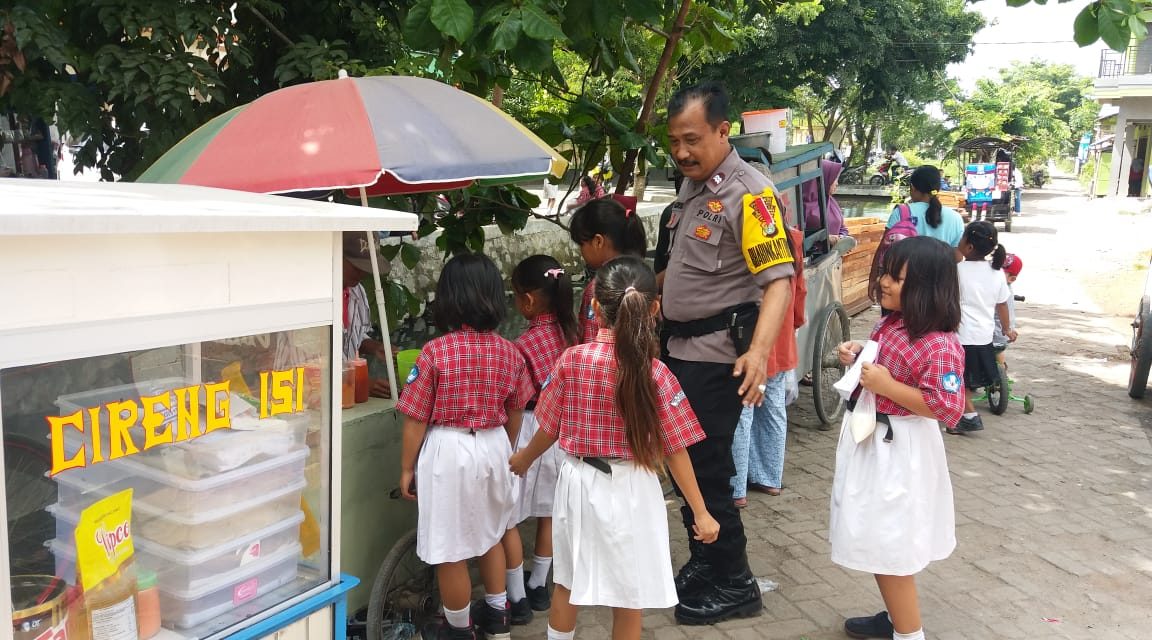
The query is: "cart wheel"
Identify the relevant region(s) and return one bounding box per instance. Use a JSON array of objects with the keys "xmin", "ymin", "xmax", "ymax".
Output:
[
  {"xmin": 1023, "ymin": 395, "xmax": 1035, "ymax": 414},
  {"xmin": 812, "ymin": 303, "xmax": 851, "ymax": 427},
  {"xmin": 1128, "ymin": 297, "xmax": 1152, "ymax": 399},
  {"xmin": 1004, "ymin": 210, "xmax": 1012, "ymax": 232},
  {"xmin": 5, "ymin": 434, "xmax": 55, "ymax": 576},
  {"xmin": 368, "ymin": 529, "xmax": 438, "ymax": 640},
  {"xmin": 988, "ymin": 364, "xmax": 1010, "ymax": 415}
]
